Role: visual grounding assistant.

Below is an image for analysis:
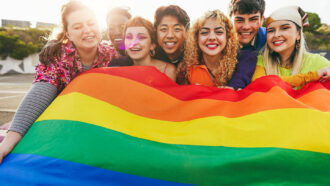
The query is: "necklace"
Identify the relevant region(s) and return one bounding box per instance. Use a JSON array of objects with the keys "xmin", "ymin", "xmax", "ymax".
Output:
[{"xmin": 206, "ymin": 65, "xmax": 216, "ymax": 81}]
